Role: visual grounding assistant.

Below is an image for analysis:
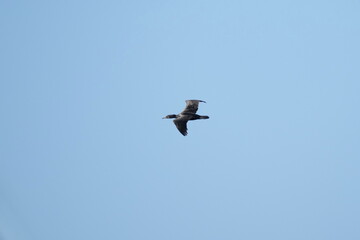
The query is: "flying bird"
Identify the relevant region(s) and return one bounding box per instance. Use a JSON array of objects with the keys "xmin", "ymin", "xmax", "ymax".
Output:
[{"xmin": 162, "ymin": 100, "xmax": 209, "ymax": 136}]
